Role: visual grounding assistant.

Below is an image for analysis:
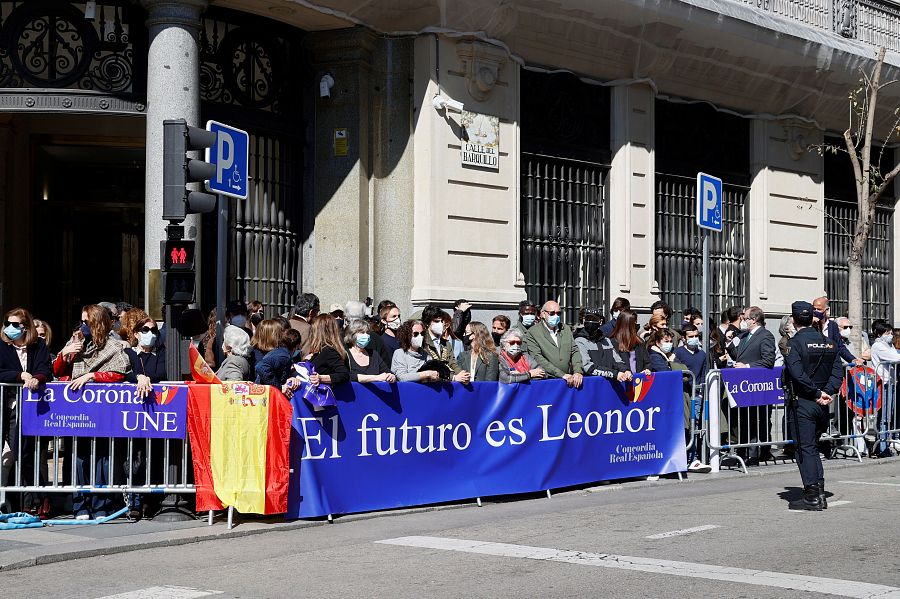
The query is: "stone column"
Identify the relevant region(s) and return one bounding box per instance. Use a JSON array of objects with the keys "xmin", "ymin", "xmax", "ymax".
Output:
[
  {"xmin": 608, "ymin": 83, "xmax": 659, "ymax": 312},
  {"xmin": 141, "ymin": 0, "xmax": 207, "ymax": 317}
]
